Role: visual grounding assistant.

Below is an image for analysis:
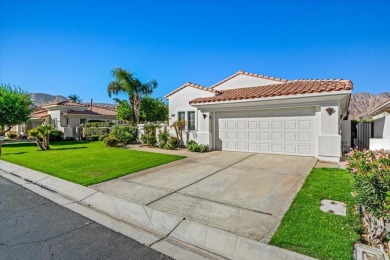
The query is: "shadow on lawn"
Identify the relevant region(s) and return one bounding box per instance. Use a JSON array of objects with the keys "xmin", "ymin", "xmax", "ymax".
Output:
[
  {"xmin": 2, "ymin": 152, "xmax": 28, "ymax": 155},
  {"xmin": 50, "ymin": 147, "xmax": 88, "ymax": 151}
]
